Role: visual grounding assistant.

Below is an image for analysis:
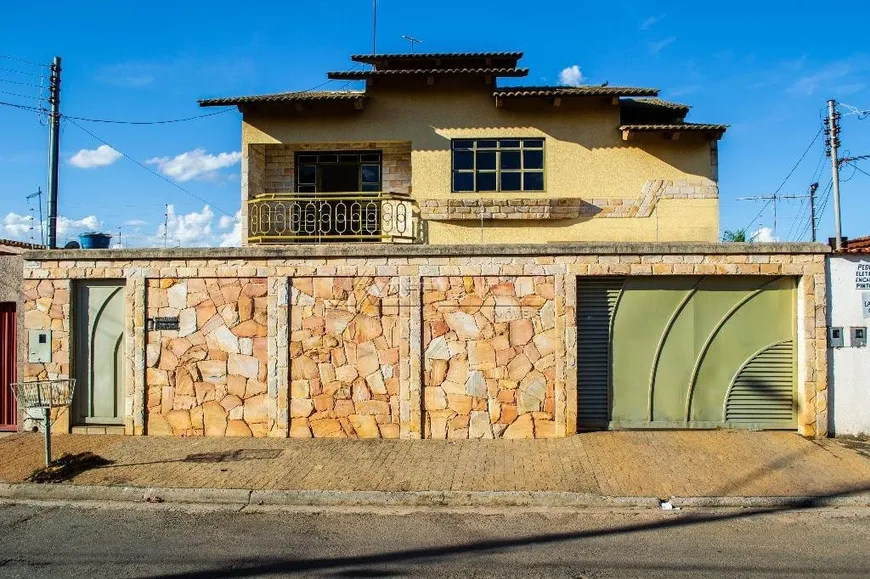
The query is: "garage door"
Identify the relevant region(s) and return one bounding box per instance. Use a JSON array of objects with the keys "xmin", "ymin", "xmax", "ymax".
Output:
[{"xmin": 577, "ymin": 276, "xmax": 796, "ymax": 430}]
